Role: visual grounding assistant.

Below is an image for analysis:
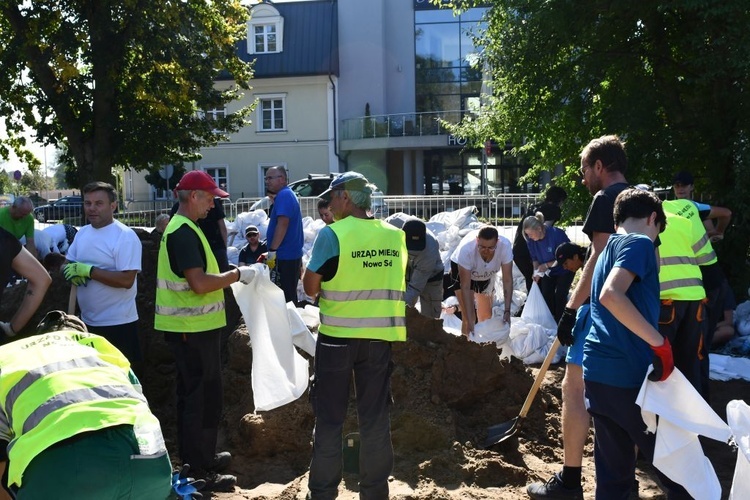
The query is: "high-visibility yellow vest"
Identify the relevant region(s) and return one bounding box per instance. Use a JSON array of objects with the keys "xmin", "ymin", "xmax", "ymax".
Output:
[
  {"xmin": 0, "ymin": 330, "xmax": 149, "ymax": 487},
  {"xmin": 155, "ymin": 214, "xmax": 226, "ymax": 332},
  {"xmin": 658, "ymin": 213, "xmax": 706, "ymax": 301},
  {"xmin": 662, "ymin": 199, "xmax": 718, "ymax": 267},
  {"xmin": 319, "ymin": 217, "xmax": 407, "ymax": 341}
]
